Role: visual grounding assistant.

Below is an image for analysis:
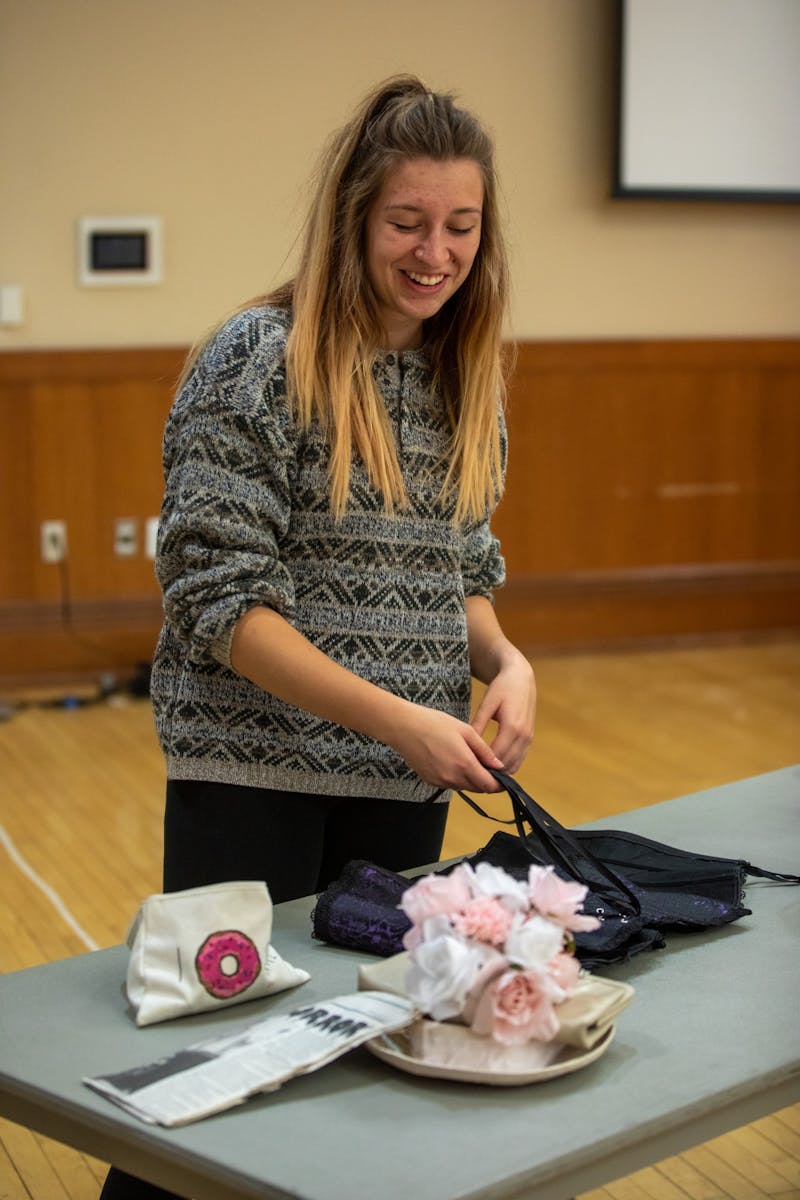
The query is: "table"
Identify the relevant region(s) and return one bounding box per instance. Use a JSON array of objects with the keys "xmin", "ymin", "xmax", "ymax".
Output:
[{"xmin": 1, "ymin": 767, "xmax": 798, "ymax": 1200}]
